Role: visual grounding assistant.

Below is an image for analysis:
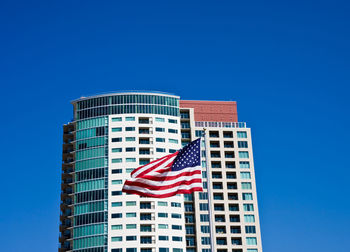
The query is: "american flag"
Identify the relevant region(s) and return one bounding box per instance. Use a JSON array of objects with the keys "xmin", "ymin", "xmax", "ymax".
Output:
[{"xmin": 122, "ymin": 138, "xmax": 203, "ymax": 198}]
